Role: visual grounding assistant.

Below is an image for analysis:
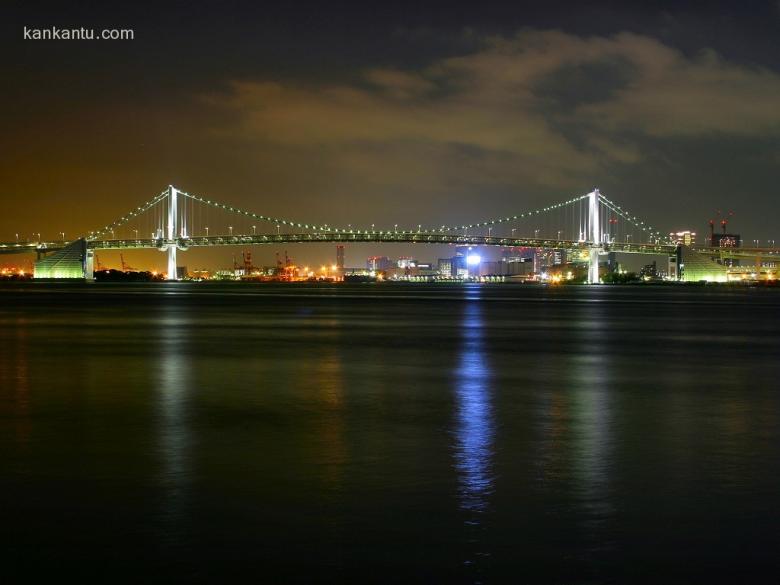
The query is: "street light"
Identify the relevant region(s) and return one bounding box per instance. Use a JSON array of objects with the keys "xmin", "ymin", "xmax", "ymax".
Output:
[
  {"xmin": 534, "ymin": 229, "xmax": 540, "ymax": 239},
  {"xmin": 252, "ymin": 225, "xmax": 256, "ymax": 235},
  {"xmin": 205, "ymin": 226, "xmax": 209, "ymax": 236},
  {"xmin": 60, "ymin": 232, "xmax": 65, "ymax": 242},
  {"xmin": 15, "ymin": 233, "xmax": 19, "ymax": 243},
  {"xmin": 134, "ymin": 229, "xmax": 138, "ymax": 240},
  {"xmin": 511, "ymin": 228, "xmax": 516, "ymax": 238},
  {"xmin": 557, "ymin": 230, "xmax": 562, "ymax": 240},
  {"xmin": 229, "ymin": 226, "xmax": 233, "ymax": 236},
  {"xmin": 488, "ymin": 227, "xmax": 492, "ymax": 237},
  {"xmin": 276, "ymin": 224, "xmax": 280, "ymax": 235}
]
